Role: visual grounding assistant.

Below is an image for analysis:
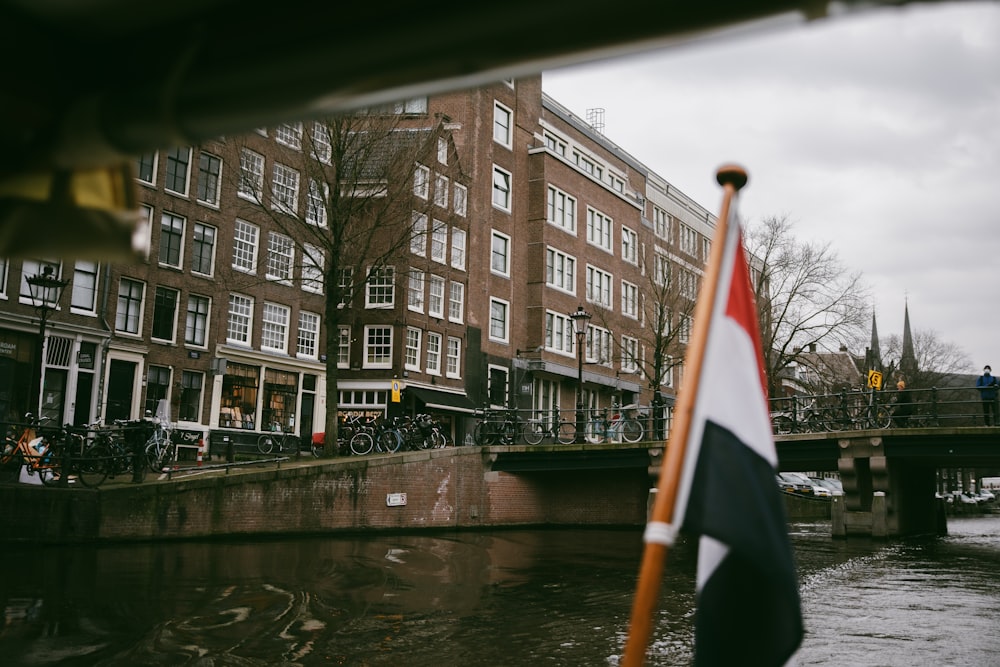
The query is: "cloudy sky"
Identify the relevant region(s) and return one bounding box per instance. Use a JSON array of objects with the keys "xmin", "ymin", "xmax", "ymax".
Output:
[{"xmin": 543, "ymin": 1, "xmax": 1000, "ymax": 372}]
